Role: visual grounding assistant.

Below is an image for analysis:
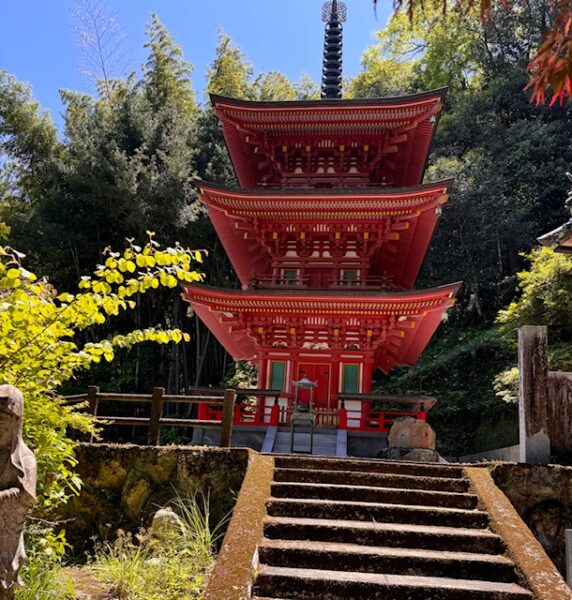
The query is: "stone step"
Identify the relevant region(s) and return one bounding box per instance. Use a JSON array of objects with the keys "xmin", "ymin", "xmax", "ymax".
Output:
[
  {"xmin": 266, "ymin": 497, "xmax": 489, "ymax": 529},
  {"xmin": 273, "ymin": 455, "xmax": 464, "ymax": 479},
  {"xmin": 271, "ymin": 481, "xmax": 479, "ymax": 510},
  {"xmin": 264, "ymin": 517, "xmax": 503, "ymax": 554},
  {"xmin": 254, "ymin": 566, "xmax": 533, "ymax": 600},
  {"xmin": 273, "ymin": 467, "xmax": 470, "ymax": 493},
  {"xmin": 258, "ymin": 539, "xmax": 517, "ymax": 583}
]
